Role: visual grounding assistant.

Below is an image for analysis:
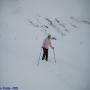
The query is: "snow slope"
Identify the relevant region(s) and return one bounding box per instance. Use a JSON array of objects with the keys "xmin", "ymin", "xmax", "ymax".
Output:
[{"xmin": 0, "ymin": 0, "xmax": 89, "ymax": 90}]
